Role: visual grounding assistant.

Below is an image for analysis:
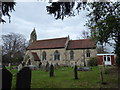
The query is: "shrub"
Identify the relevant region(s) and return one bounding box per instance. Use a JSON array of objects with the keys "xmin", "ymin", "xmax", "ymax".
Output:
[
  {"xmin": 88, "ymin": 57, "xmax": 98, "ymax": 66},
  {"xmin": 115, "ymin": 56, "xmax": 120, "ymax": 67}
]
